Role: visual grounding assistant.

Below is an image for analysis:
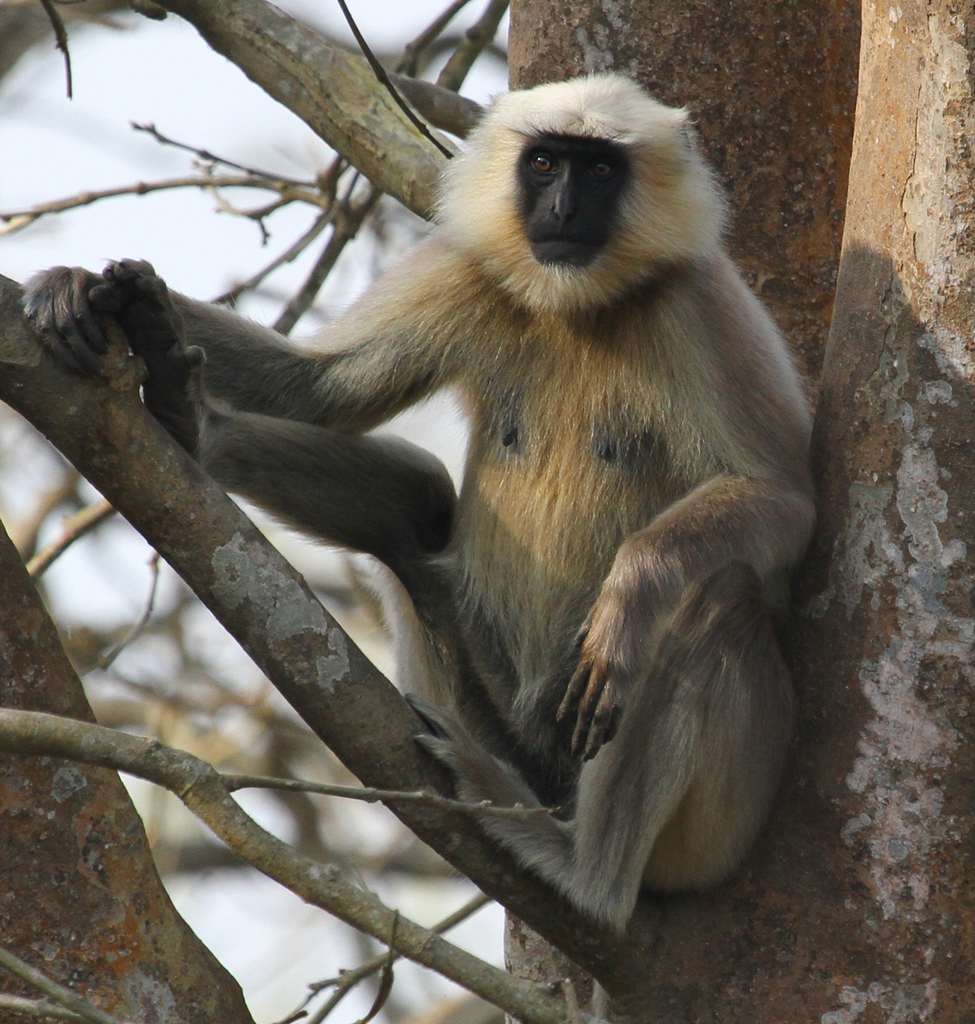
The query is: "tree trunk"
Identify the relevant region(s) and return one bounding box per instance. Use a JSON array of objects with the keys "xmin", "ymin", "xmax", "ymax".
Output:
[
  {"xmin": 798, "ymin": 0, "xmax": 975, "ymax": 1018},
  {"xmin": 0, "ymin": 515, "xmax": 254, "ymax": 1024}
]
